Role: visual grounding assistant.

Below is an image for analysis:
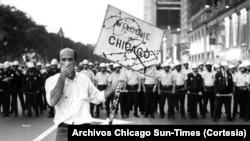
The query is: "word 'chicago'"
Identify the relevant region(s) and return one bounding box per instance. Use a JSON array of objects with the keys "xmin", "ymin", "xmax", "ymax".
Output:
[{"xmin": 108, "ymin": 35, "xmax": 151, "ymax": 59}]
